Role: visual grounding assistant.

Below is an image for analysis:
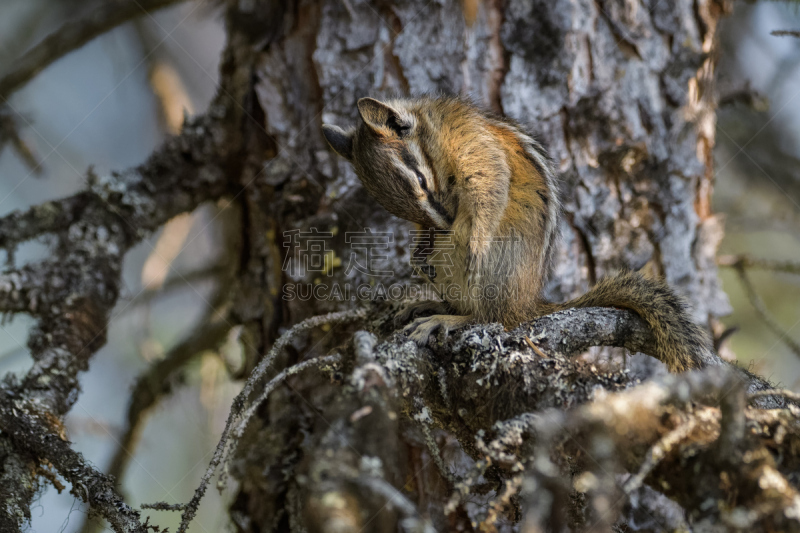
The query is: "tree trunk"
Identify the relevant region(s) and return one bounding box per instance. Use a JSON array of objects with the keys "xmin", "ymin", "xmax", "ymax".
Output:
[{"xmin": 251, "ymin": 0, "xmax": 731, "ymax": 363}]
